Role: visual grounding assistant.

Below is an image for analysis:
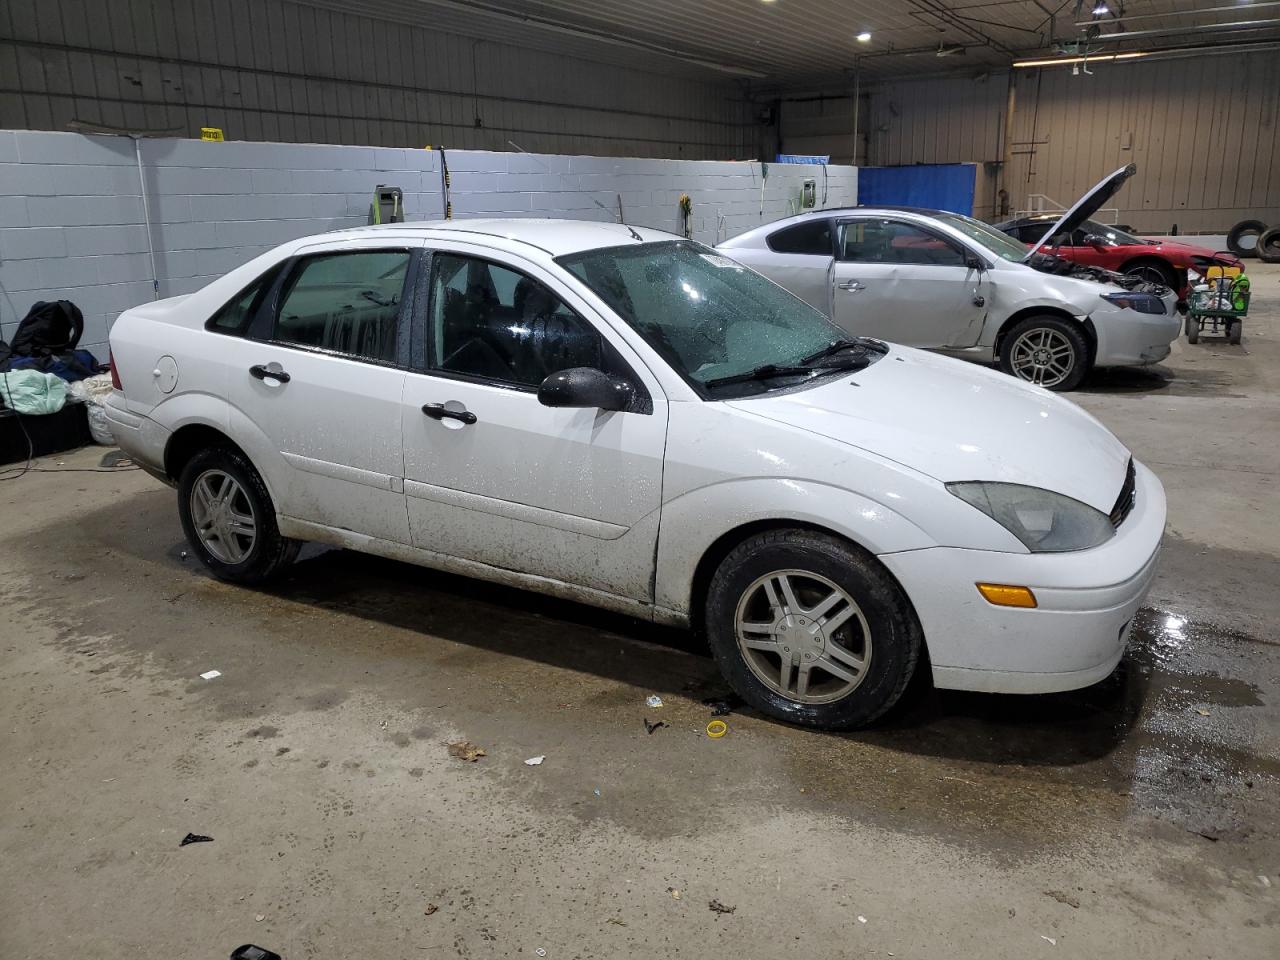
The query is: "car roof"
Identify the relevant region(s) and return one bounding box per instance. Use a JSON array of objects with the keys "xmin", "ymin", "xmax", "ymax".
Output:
[
  {"xmin": 716, "ymin": 207, "xmax": 957, "ymax": 248},
  {"xmin": 317, "ymin": 218, "xmax": 681, "ymax": 257}
]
